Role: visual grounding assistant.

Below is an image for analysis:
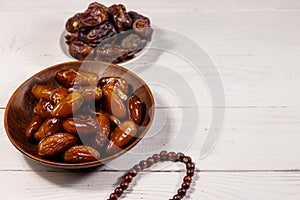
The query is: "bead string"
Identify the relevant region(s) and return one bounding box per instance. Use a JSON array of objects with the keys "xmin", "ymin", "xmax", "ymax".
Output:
[{"xmin": 107, "ymin": 151, "xmax": 195, "ymax": 200}]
